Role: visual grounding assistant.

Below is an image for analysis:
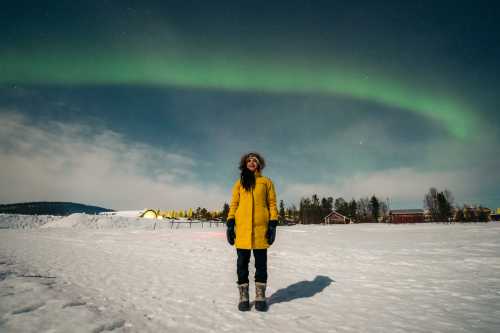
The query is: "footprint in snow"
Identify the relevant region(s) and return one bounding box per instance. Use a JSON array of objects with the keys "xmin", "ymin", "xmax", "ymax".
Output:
[
  {"xmin": 11, "ymin": 301, "xmax": 46, "ymax": 315},
  {"xmin": 62, "ymin": 300, "xmax": 87, "ymax": 308},
  {"xmin": 91, "ymin": 319, "xmax": 126, "ymax": 333}
]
